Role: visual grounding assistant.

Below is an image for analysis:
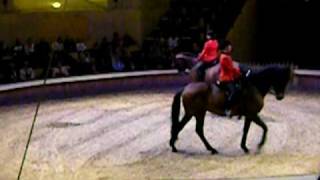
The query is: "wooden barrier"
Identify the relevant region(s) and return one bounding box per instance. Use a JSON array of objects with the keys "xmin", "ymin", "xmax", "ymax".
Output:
[
  {"xmin": 0, "ymin": 69, "xmax": 318, "ymax": 106},
  {"xmin": 291, "ymin": 70, "xmax": 320, "ymax": 91},
  {"xmin": 0, "ymin": 70, "xmax": 189, "ymax": 106}
]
